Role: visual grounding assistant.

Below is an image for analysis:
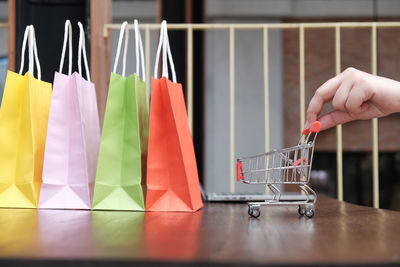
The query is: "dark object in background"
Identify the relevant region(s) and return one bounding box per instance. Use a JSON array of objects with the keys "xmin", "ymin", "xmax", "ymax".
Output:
[
  {"xmin": 312, "ymin": 152, "xmax": 400, "ymax": 211},
  {"xmin": 15, "ymin": 0, "xmax": 89, "ymax": 83}
]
